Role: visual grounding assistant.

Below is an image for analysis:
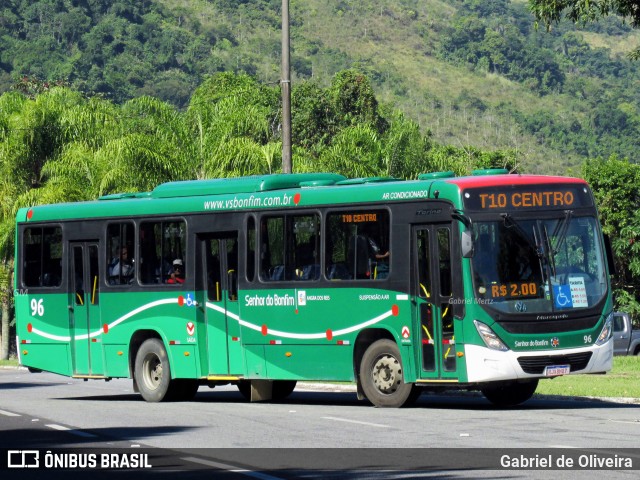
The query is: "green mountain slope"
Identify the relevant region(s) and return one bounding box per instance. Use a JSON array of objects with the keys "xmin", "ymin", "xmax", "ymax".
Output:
[{"xmin": 1, "ymin": 0, "xmax": 638, "ymax": 174}]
